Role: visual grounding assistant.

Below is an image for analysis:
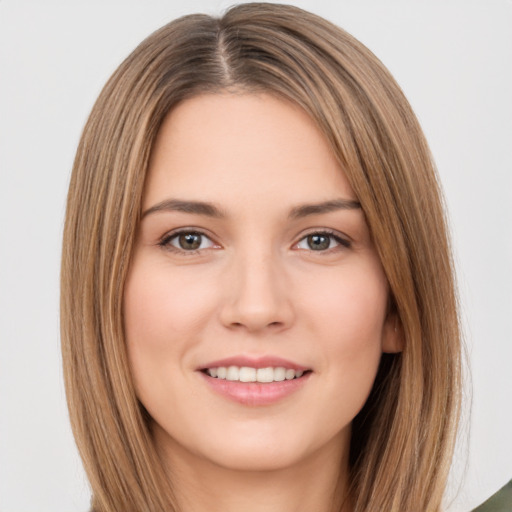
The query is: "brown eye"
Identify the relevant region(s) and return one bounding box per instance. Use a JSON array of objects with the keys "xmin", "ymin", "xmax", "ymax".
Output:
[
  {"xmin": 178, "ymin": 233, "xmax": 202, "ymax": 250},
  {"xmin": 307, "ymin": 234, "xmax": 330, "ymax": 251},
  {"xmin": 295, "ymin": 231, "xmax": 351, "ymax": 252},
  {"xmin": 160, "ymin": 231, "xmax": 216, "ymax": 253}
]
